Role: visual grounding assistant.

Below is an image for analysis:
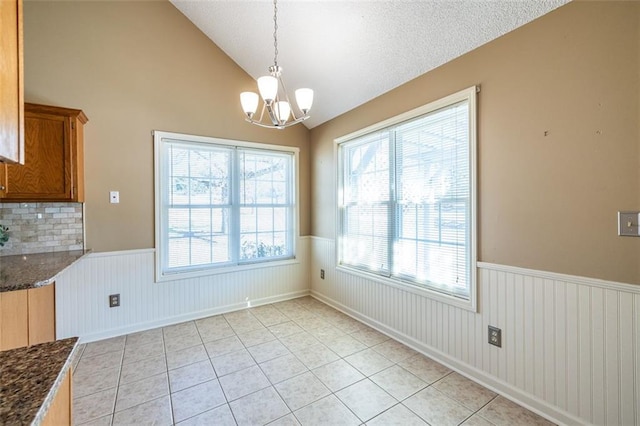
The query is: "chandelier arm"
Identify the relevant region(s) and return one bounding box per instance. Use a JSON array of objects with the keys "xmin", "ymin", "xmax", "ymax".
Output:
[{"xmin": 245, "ymin": 115, "xmax": 310, "ymax": 129}]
